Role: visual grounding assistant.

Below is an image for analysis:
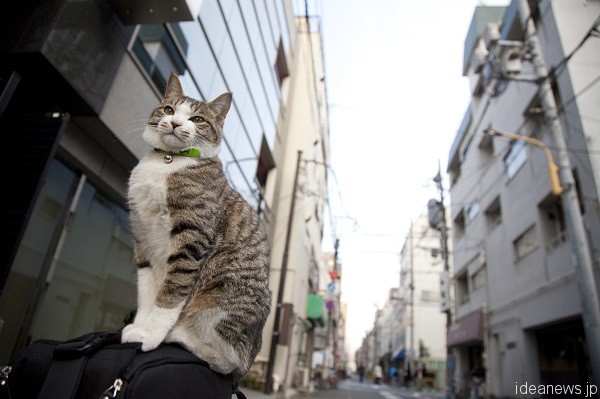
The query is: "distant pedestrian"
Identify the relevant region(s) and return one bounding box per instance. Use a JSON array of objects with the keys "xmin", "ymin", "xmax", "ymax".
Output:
[
  {"xmin": 358, "ymin": 364, "xmax": 365, "ymax": 383},
  {"xmin": 374, "ymin": 365, "xmax": 383, "ymax": 385}
]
